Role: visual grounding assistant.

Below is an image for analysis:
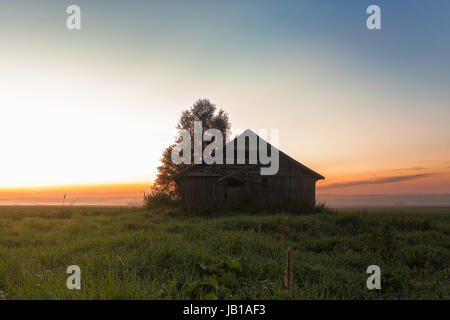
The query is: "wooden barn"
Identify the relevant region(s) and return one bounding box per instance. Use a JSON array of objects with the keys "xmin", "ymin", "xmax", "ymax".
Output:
[{"xmin": 174, "ymin": 129, "xmax": 324, "ymax": 205}]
